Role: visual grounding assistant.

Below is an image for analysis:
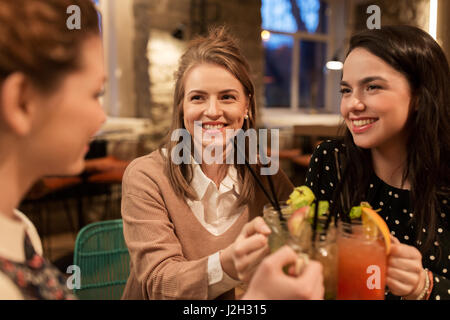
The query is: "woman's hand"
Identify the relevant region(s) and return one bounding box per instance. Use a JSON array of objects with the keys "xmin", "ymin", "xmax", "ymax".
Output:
[
  {"xmin": 220, "ymin": 217, "xmax": 271, "ymax": 282},
  {"xmin": 386, "ymin": 236, "xmax": 426, "ymax": 299},
  {"xmin": 242, "ymin": 246, "xmax": 324, "ymax": 300}
]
